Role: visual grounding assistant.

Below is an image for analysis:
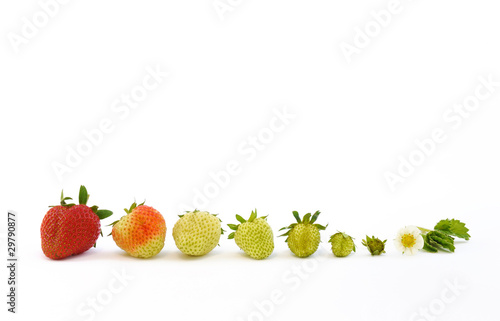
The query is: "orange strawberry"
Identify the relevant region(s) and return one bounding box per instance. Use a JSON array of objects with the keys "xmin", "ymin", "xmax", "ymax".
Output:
[
  {"xmin": 111, "ymin": 202, "xmax": 166, "ymax": 258},
  {"xmin": 40, "ymin": 186, "xmax": 113, "ymax": 260}
]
